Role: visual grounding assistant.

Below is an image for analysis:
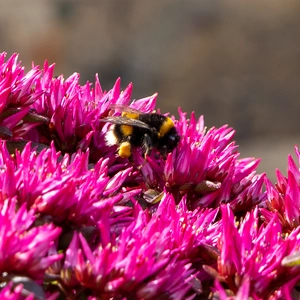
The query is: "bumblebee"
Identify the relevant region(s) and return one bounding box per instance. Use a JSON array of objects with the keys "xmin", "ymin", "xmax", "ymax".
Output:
[{"xmin": 101, "ymin": 105, "xmax": 180, "ymax": 158}]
